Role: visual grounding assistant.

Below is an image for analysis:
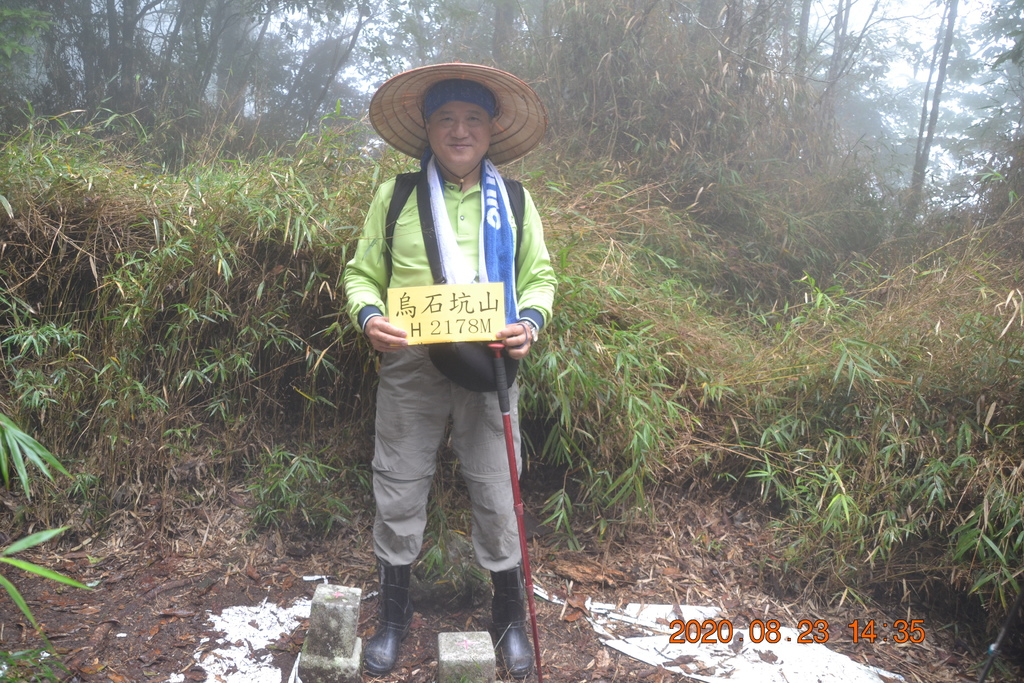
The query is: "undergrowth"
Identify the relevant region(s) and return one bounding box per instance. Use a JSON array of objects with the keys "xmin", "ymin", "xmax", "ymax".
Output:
[
  {"xmin": 727, "ymin": 241, "xmax": 1024, "ymax": 615},
  {"xmin": 1, "ymin": 110, "xmax": 1023, "ymax": 637}
]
